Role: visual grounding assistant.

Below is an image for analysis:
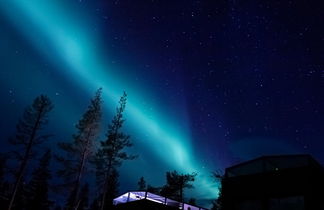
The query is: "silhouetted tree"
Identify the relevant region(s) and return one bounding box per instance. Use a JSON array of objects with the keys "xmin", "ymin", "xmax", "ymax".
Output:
[
  {"xmin": 94, "ymin": 92, "xmax": 136, "ymax": 210},
  {"xmin": 0, "ymin": 153, "xmax": 10, "ymax": 208},
  {"xmin": 0, "ymin": 153, "xmax": 7, "ymax": 183},
  {"xmin": 76, "ymin": 183, "xmax": 89, "ymax": 210},
  {"xmin": 89, "ymin": 198, "xmax": 100, "ymax": 210},
  {"xmin": 56, "ymin": 89, "xmax": 102, "ymax": 210},
  {"xmin": 211, "ymin": 171, "xmax": 224, "ymax": 210},
  {"xmin": 160, "ymin": 170, "xmax": 196, "ymax": 202},
  {"xmin": 12, "ymin": 182, "xmax": 26, "ymax": 210},
  {"xmin": 146, "ymin": 185, "xmax": 160, "ymax": 194},
  {"xmin": 211, "ymin": 187, "xmax": 224, "ymax": 210},
  {"xmin": 160, "ymin": 185, "xmax": 175, "ymax": 199},
  {"xmin": 54, "ymin": 205, "xmax": 62, "ymax": 210},
  {"xmin": 102, "ymin": 168, "xmax": 119, "ymax": 209},
  {"xmin": 7, "ymin": 95, "xmax": 53, "ymax": 210},
  {"xmin": 25, "ymin": 149, "xmax": 52, "ymax": 210},
  {"xmin": 137, "ymin": 176, "xmax": 146, "ymax": 191},
  {"xmin": 188, "ymin": 198, "xmax": 196, "ymax": 205}
]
